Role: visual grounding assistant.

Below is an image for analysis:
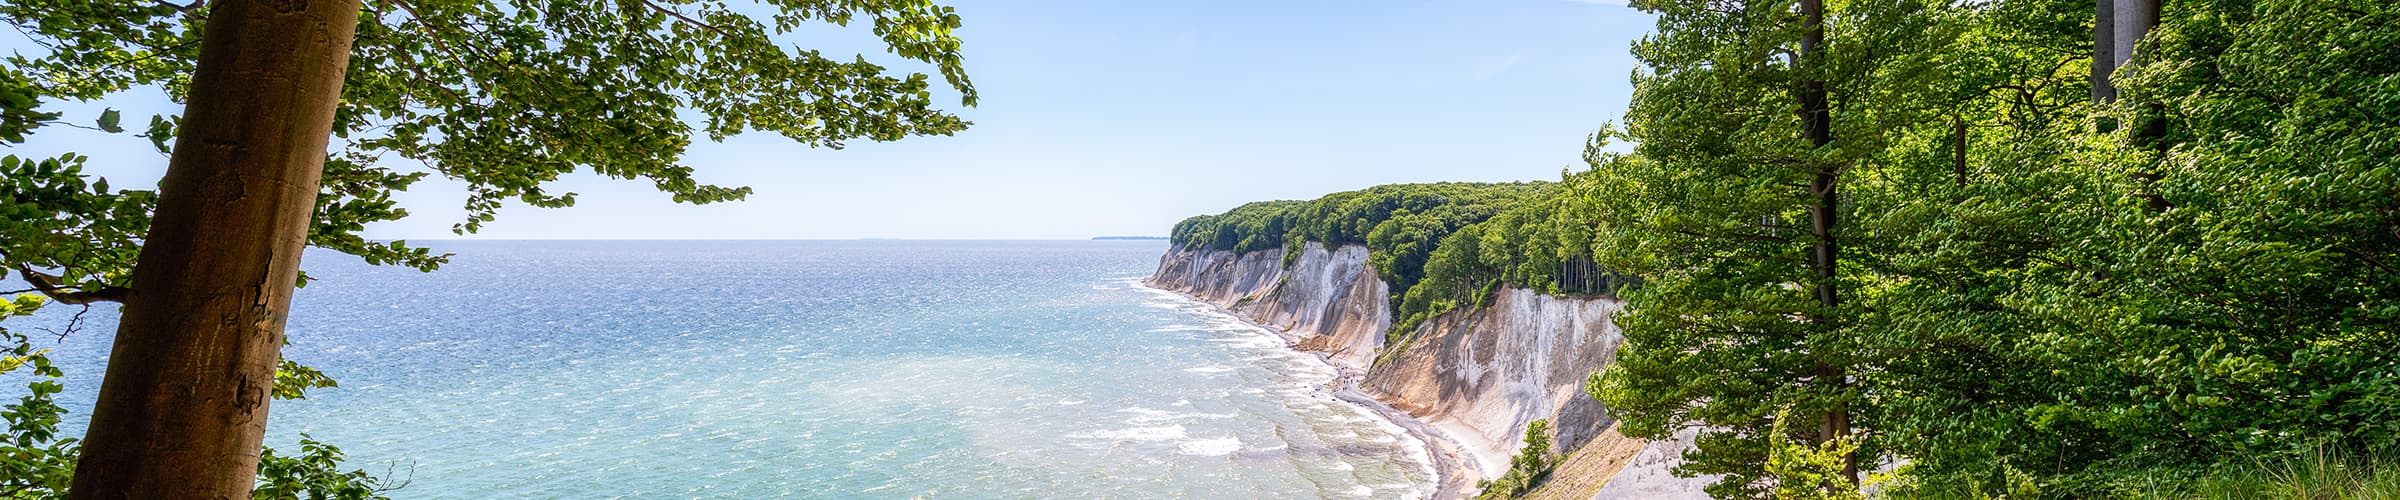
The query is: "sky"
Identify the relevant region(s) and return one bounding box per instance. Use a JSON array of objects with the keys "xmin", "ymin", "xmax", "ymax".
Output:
[{"xmin": 13, "ymin": 0, "xmax": 1657, "ymax": 240}]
